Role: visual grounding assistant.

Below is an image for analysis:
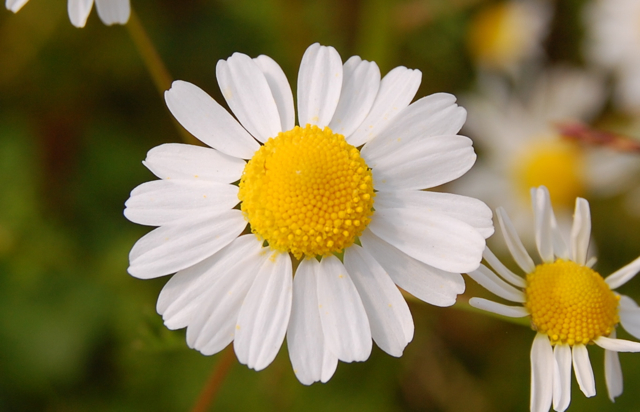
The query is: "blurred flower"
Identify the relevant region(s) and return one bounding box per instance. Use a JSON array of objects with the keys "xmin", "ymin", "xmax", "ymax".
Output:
[
  {"xmin": 5, "ymin": 0, "xmax": 130, "ymax": 28},
  {"xmin": 466, "ymin": 0, "xmax": 551, "ymax": 74},
  {"xmin": 557, "ymin": 122, "xmax": 640, "ymax": 215},
  {"xmin": 468, "ymin": 186, "xmax": 640, "ymax": 412},
  {"xmin": 584, "ymin": 0, "xmax": 640, "ymax": 113},
  {"xmin": 453, "ymin": 67, "xmax": 621, "ymax": 242},
  {"xmin": 124, "ymin": 43, "xmax": 492, "ymax": 384}
]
